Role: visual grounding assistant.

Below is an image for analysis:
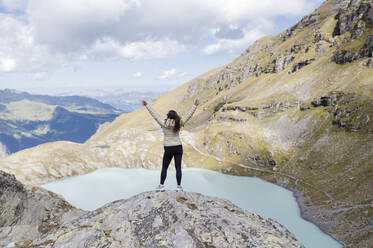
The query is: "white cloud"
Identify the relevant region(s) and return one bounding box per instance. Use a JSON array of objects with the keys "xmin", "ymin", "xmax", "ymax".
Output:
[
  {"xmin": 178, "ymin": 72, "xmax": 188, "ymax": 77},
  {"xmin": 203, "ymin": 0, "xmax": 318, "ymax": 22},
  {"xmin": 0, "ymin": 58, "xmax": 16, "ymax": 72},
  {"xmin": 159, "ymin": 68, "xmax": 177, "ymax": 80},
  {"xmin": 133, "ymin": 72, "xmax": 142, "ymax": 78},
  {"xmin": 0, "ymin": 14, "xmax": 61, "ymax": 72},
  {"xmin": 31, "ymin": 71, "xmax": 46, "ymax": 80},
  {"xmin": 26, "ymin": 0, "xmax": 321, "ymax": 52},
  {"xmin": 89, "ymin": 37, "xmax": 185, "ymax": 60},
  {"xmin": 0, "ymin": 0, "xmax": 322, "ymax": 73},
  {"xmin": 158, "ymin": 68, "xmax": 187, "ymax": 80},
  {"xmin": 28, "ymin": 0, "xmax": 139, "ymax": 52},
  {"xmin": 202, "ymin": 25, "xmax": 268, "ymax": 55},
  {"xmin": 119, "ymin": 39, "xmax": 185, "ymax": 60}
]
